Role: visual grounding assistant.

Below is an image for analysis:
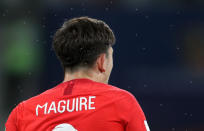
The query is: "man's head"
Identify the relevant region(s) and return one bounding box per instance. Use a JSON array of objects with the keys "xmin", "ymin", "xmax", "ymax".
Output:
[{"xmin": 53, "ymin": 16, "xmax": 115, "ymax": 83}]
